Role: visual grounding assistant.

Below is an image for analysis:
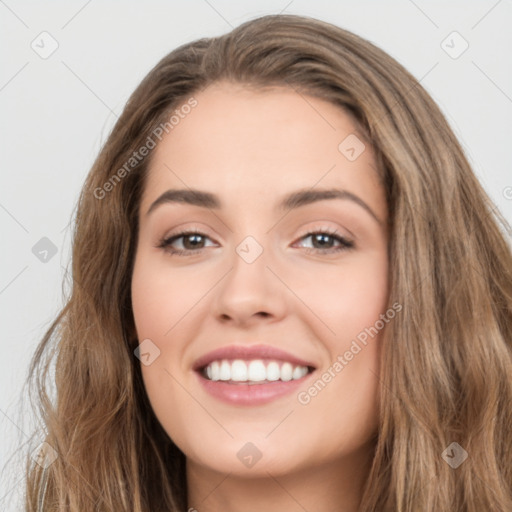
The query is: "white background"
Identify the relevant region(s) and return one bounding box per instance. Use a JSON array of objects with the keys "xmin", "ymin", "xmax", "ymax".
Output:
[{"xmin": 1, "ymin": 1, "xmax": 511, "ymax": 509}]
